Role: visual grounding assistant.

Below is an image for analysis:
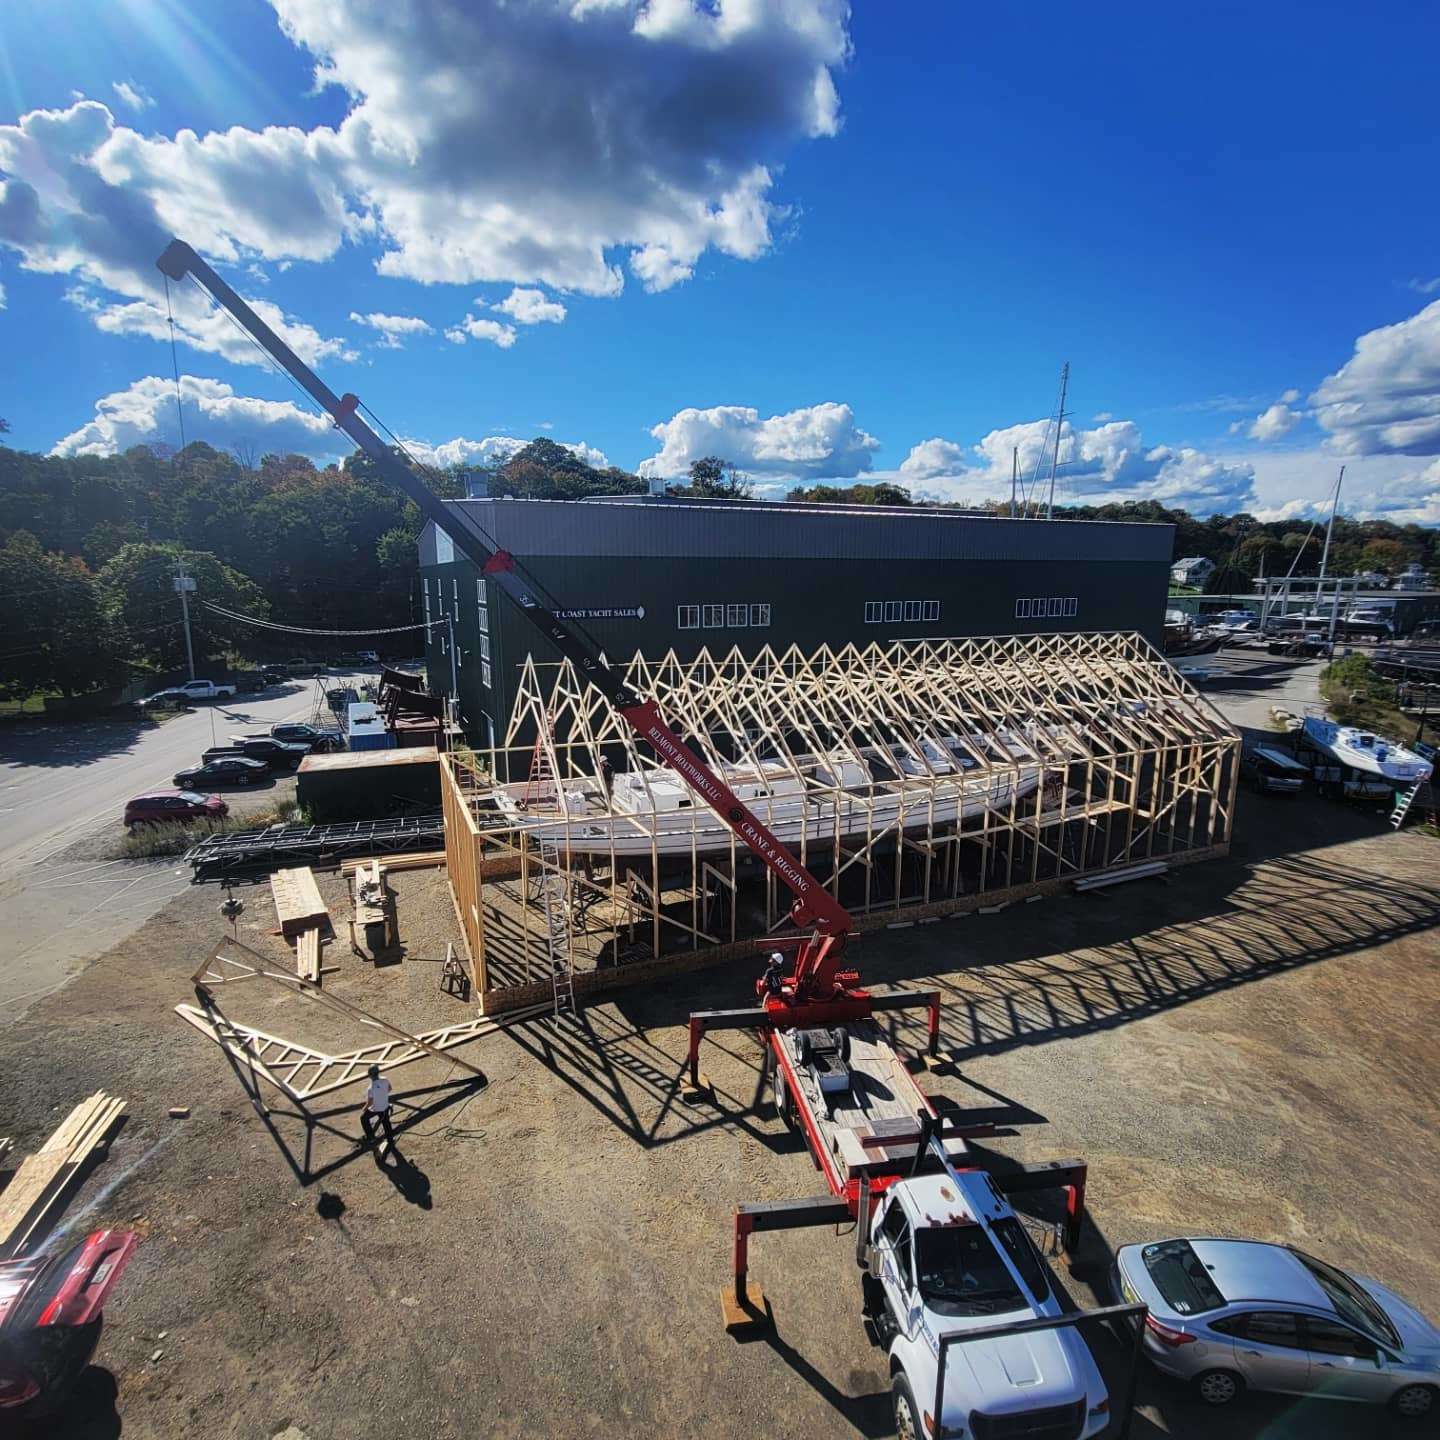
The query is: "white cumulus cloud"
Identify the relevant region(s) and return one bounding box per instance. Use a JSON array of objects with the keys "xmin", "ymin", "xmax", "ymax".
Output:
[
  {"xmin": 349, "ymin": 310, "xmax": 433, "ymax": 347},
  {"xmin": 898, "ymin": 416, "xmax": 1257, "ymax": 515},
  {"xmin": 111, "ymin": 81, "xmax": 155, "ymax": 114},
  {"xmin": 1246, "ymin": 402, "xmax": 1300, "ymax": 442},
  {"xmin": 50, "ymin": 375, "xmax": 340, "ymax": 459},
  {"xmin": 403, "ymin": 435, "xmax": 609, "ymax": 470},
  {"xmin": 1311, "ymin": 300, "xmax": 1440, "ymax": 457},
  {"xmin": 0, "ymin": 2, "xmax": 849, "ymax": 357},
  {"xmin": 639, "ymin": 402, "xmax": 880, "ymax": 480},
  {"xmin": 444, "ymin": 314, "xmax": 517, "ymax": 348},
  {"xmin": 491, "ymin": 287, "xmax": 566, "ymax": 325}
]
